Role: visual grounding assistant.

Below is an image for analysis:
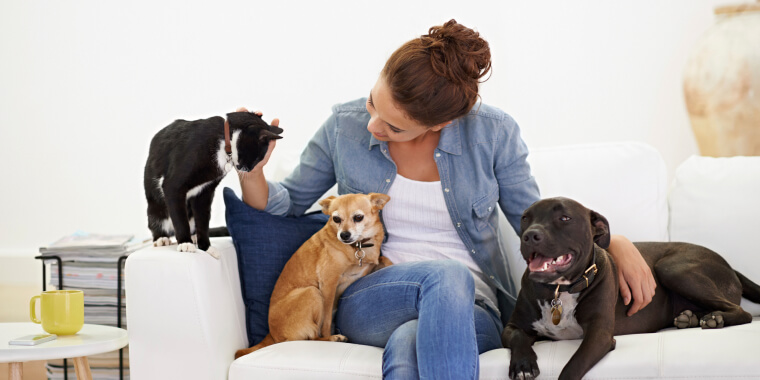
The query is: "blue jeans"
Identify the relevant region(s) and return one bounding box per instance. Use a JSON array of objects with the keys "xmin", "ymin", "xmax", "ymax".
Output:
[{"xmin": 334, "ymin": 260, "xmax": 504, "ymax": 380}]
